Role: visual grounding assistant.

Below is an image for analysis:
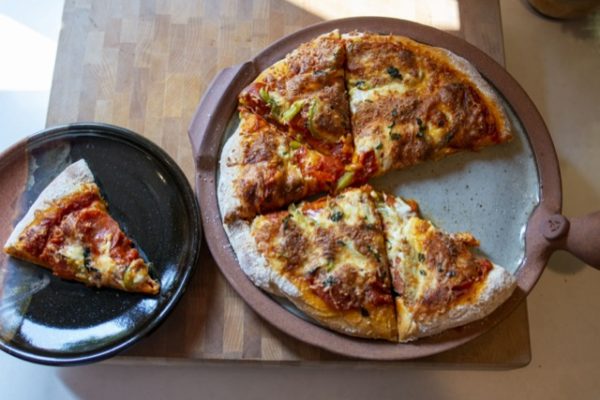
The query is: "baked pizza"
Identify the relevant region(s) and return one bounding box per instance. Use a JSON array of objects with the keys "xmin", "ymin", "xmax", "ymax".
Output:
[
  {"xmin": 239, "ymin": 30, "xmax": 353, "ymax": 162},
  {"xmin": 344, "ymin": 32, "xmax": 512, "ymax": 181},
  {"xmin": 220, "ymin": 110, "xmax": 347, "ymax": 222},
  {"xmin": 3, "ymin": 160, "xmax": 160, "ymax": 294},
  {"xmin": 226, "ymin": 186, "xmax": 515, "ymax": 341},
  {"xmin": 218, "ymin": 30, "xmax": 518, "ymax": 341}
]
